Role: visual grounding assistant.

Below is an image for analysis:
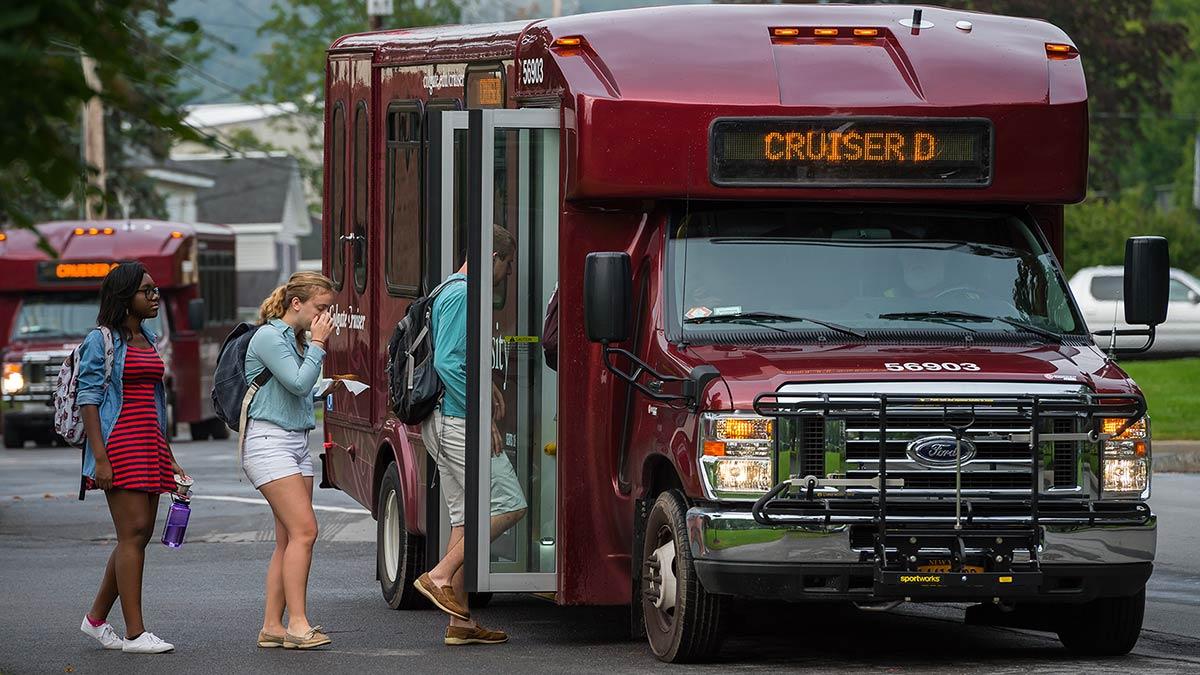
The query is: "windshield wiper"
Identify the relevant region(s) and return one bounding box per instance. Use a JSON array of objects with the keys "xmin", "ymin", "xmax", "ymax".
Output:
[
  {"xmin": 878, "ymin": 310, "xmax": 1062, "ymax": 341},
  {"xmin": 685, "ymin": 311, "xmax": 865, "ymax": 339}
]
